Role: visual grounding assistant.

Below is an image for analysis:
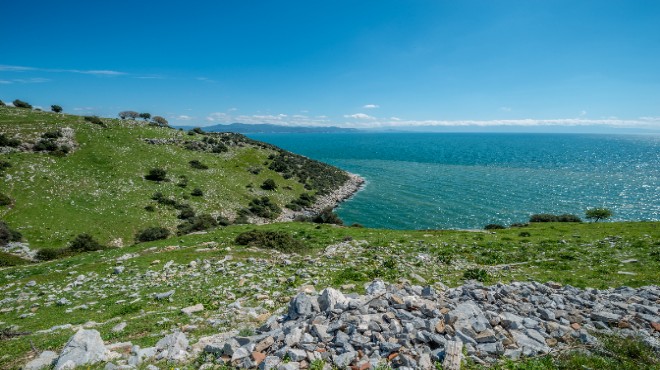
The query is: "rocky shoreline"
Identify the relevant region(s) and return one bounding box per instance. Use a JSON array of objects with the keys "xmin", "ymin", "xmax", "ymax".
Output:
[
  {"xmin": 25, "ymin": 280, "xmax": 660, "ymax": 369},
  {"xmin": 277, "ymin": 173, "xmax": 366, "ymax": 222}
]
